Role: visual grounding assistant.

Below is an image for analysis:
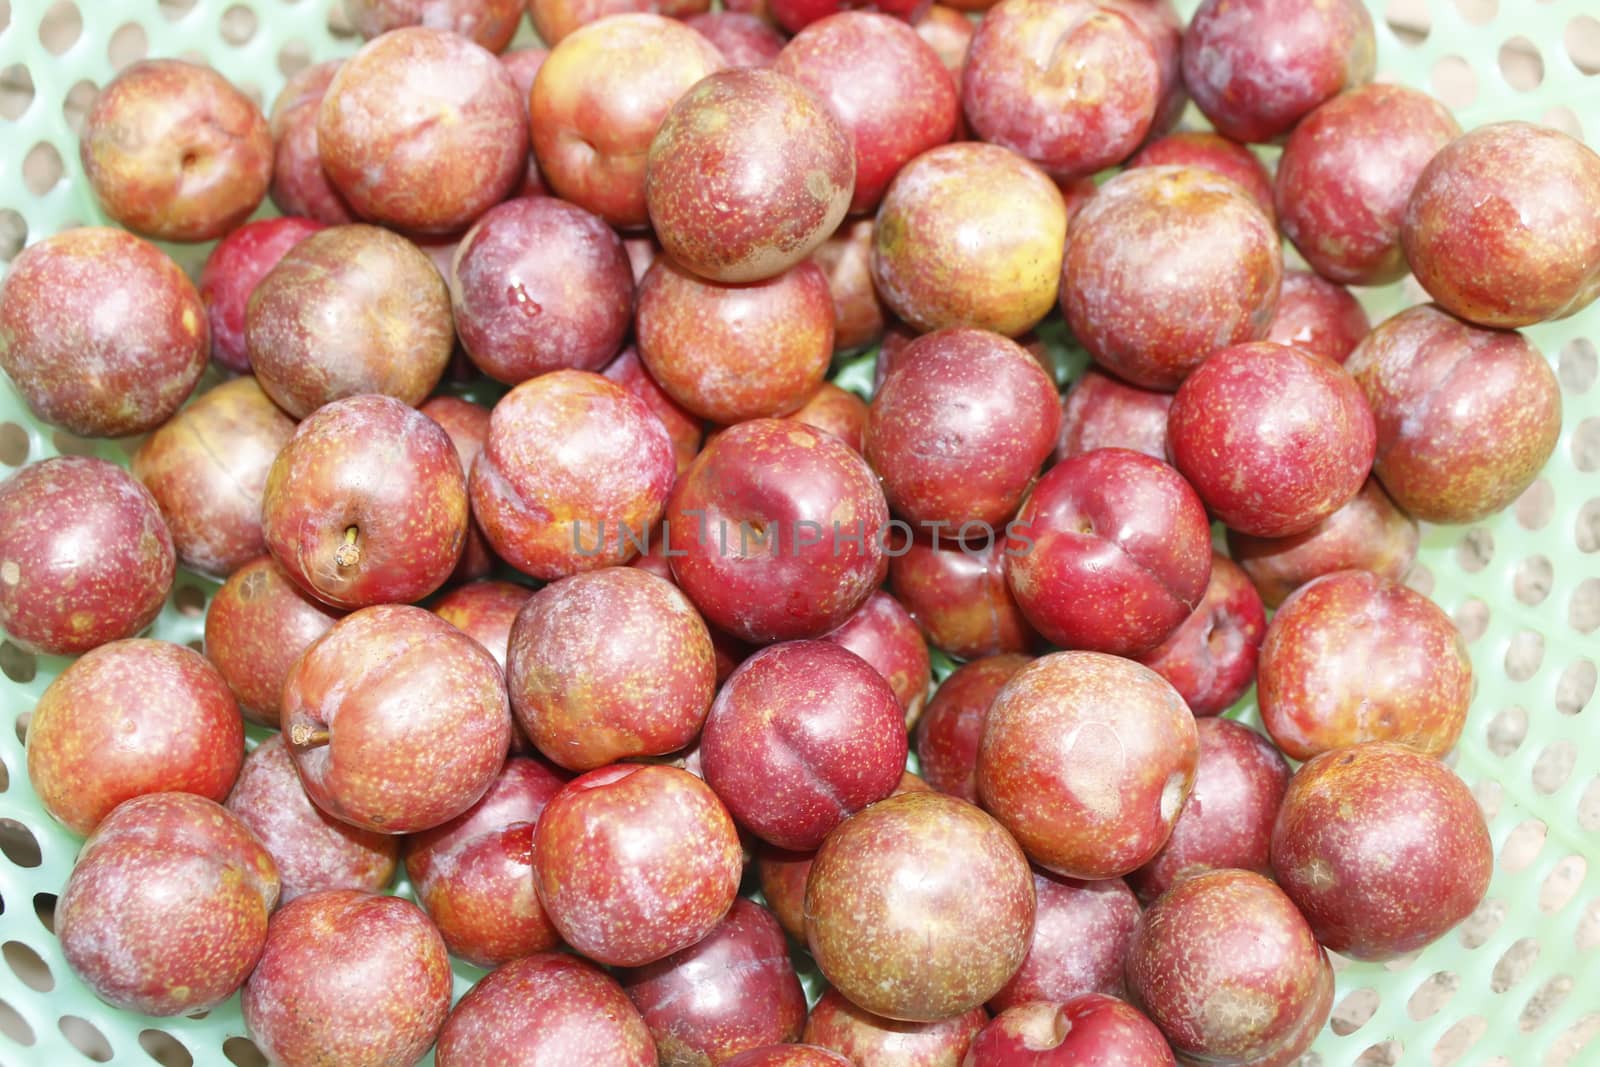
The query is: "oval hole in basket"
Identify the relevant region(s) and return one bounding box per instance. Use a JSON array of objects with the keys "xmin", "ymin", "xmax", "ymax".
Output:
[
  {"xmin": 22, "ymin": 142, "xmax": 63, "ymax": 197},
  {"xmin": 0, "ymin": 208, "xmax": 27, "ymax": 263},
  {"xmin": 1330, "ymin": 986, "xmax": 1380, "ymax": 1036},
  {"xmin": 1533, "ymin": 740, "xmax": 1577, "ymax": 795},
  {"xmin": 1499, "ymin": 36, "xmax": 1545, "ymax": 91},
  {"xmin": 1560, "ymin": 338, "xmax": 1597, "ymax": 395},
  {"xmin": 1404, "ymin": 560, "xmax": 1434, "ymax": 597},
  {"xmin": 0, "ymin": 63, "xmax": 34, "ymax": 120},
  {"xmin": 158, "ymin": 0, "xmax": 198, "ymax": 20},
  {"xmin": 1568, "ymin": 579, "xmax": 1600, "ymax": 635},
  {"xmin": 1, "ymin": 940, "xmax": 52, "ymax": 992},
  {"xmin": 1453, "ymin": 597, "xmax": 1490, "ymax": 642},
  {"xmin": 50, "ymin": 430, "xmax": 99, "ymax": 457},
  {"xmin": 139, "ymin": 1028, "xmax": 192, "ymax": 1067},
  {"xmin": 1574, "ymin": 418, "xmax": 1600, "ymax": 473},
  {"xmin": 0, "ymin": 819, "xmax": 41, "ymax": 868},
  {"xmin": 1355, "ymin": 1039, "xmax": 1402, "ymax": 1066},
  {"xmin": 1406, "ymin": 970, "xmax": 1459, "ymax": 1021},
  {"xmin": 1504, "ymin": 631, "xmax": 1545, "ymax": 683},
  {"xmin": 1513, "ymin": 554, "xmax": 1554, "ymax": 605},
  {"xmin": 1522, "ymin": 974, "xmax": 1574, "ymax": 1033},
  {"xmin": 107, "ymin": 22, "xmax": 149, "ymax": 71},
  {"xmin": 1539, "ymin": 855, "xmax": 1586, "ymax": 914},
  {"xmin": 1384, "ymin": 0, "xmax": 1429, "ymax": 47},
  {"xmin": 61, "ymin": 78, "xmax": 98, "ymax": 136},
  {"xmin": 223, "ymin": 1035, "xmax": 268, "ymax": 1066},
  {"xmin": 1459, "ymin": 896, "xmax": 1508, "ymax": 949},
  {"xmin": 1491, "ymin": 936, "xmax": 1542, "ymax": 992},
  {"xmin": 1455, "ymin": 527, "xmax": 1494, "ymax": 573},
  {"xmin": 0, "ymin": 998, "xmax": 35, "ymax": 1046},
  {"xmin": 0, "ymin": 421, "xmax": 27, "ymax": 467},
  {"xmin": 1, "ymin": 641, "xmax": 37, "ymax": 684},
  {"xmin": 60, "ymin": 1014, "xmax": 113, "ymax": 1062},
  {"xmin": 220, "ymin": 5, "xmax": 258, "ymax": 47},
  {"xmin": 33, "ymin": 893, "xmax": 55, "ymax": 934},
  {"xmin": 1567, "ymin": 16, "xmax": 1600, "ymax": 75},
  {"xmin": 12, "ymin": 710, "xmax": 28, "ymax": 747},
  {"xmin": 1501, "ymin": 818, "xmax": 1548, "ymax": 873},
  {"xmin": 1453, "ymin": 0, "xmax": 1496, "ymax": 25},
  {"xmin": 1578, "ymin": 499, "xmax": 1600, "ymax": 554},
  {"xmin": 1579, "ymin": 776, "xmax": 1600, "ymax": 834},
  {"xmin": 173, "ymin": 584, "xmax": 207, "ymax": 617},
  {"xmin": 38, "ymin": 0, "xmax": 82, "ymax": 56},
  {"xmin": 1486, "ymin": 706, "xmax": 1527, "ymax": 757},
  {"xmin": 1435, "ymin": 1015, "xmax": 1488, "ymax": 1064},
  {"xmin": 1431, "ymin": 55, "xmax": 1478, "ymax": 109},
  {"xmin": 325, "ymin": 1, "xmax": 358, "ymax": 40},
  {"xmin": 1547, "ymin": 1012, "xmax": 1600, "ymax": 1067}
]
